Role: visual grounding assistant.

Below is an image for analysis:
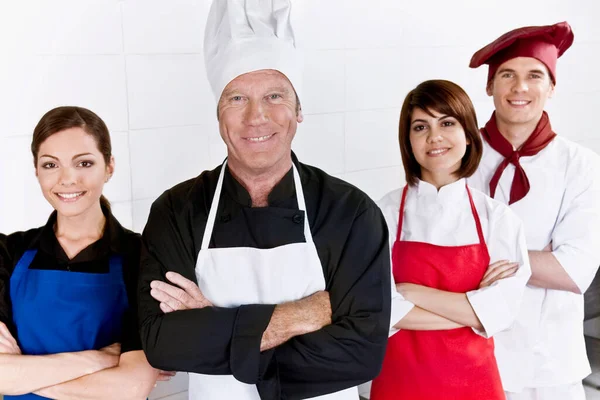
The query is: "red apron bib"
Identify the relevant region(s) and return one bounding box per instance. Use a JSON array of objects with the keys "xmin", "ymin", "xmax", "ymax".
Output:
[{"xmin": 371, "ymin": 185, "xmax": 504, "ymax": 400}]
